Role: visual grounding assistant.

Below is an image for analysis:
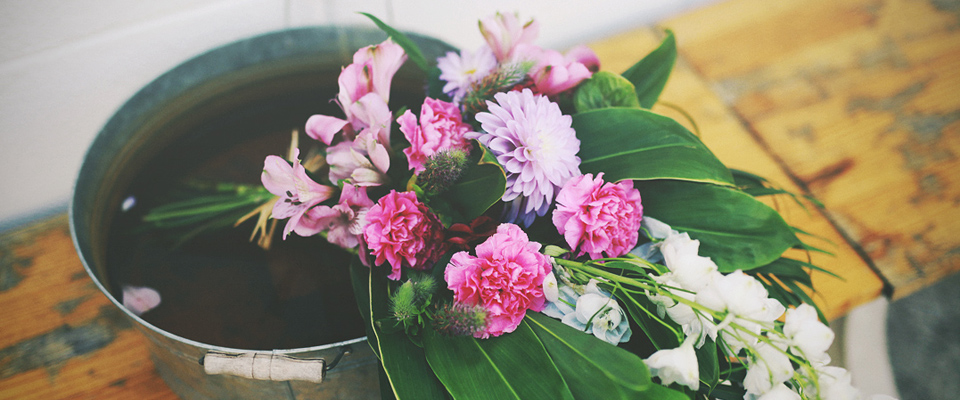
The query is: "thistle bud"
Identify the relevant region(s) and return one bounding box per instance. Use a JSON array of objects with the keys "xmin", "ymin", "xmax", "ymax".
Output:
[
  {"xmin": 432, "ymin": 302, "xmax": 488, "ymax": 337},
  {"xmin": 390, "ymin": 281, "xmax": 418, "ymax": 323},
  {"xmin": 418, "ymin": 149, "xmax": 469, "ymax": 195}
]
